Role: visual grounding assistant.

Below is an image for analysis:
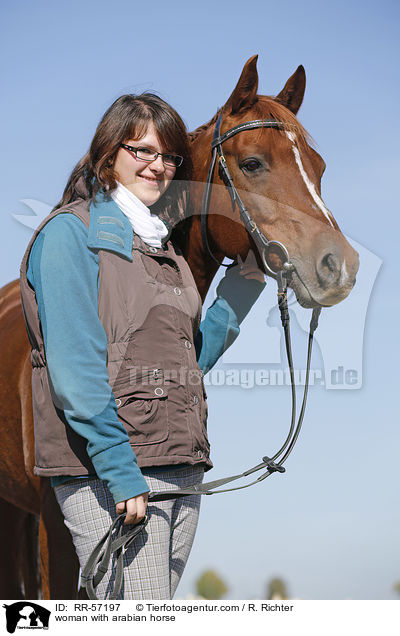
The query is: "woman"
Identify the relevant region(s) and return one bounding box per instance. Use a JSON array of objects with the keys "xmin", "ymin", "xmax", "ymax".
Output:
[{"xmin": 20, "ymin": 93, "xmax": 265, "ymax": 599}]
